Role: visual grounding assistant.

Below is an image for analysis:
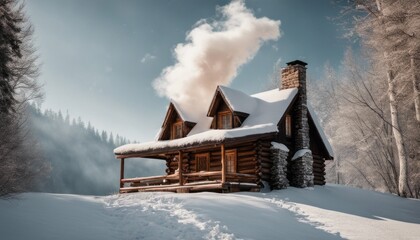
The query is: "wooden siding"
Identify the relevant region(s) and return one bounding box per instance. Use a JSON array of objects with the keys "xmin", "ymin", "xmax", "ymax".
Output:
[
  {"xmin": 210, "ymin": 99, "xmax": 233, "ymax": 129},
  {"xmin": 164, "ymin": 141, "xmax": 272, "ymax": 185},
  {"xmin": 255, "ymin": 140, "xmax": 273, "ymax": 184},
  {"xmin": 159, "ymin": 104, "xmax": 196, "ymax": 141},
  {"xmin": 276, "ymin": 109, "xmax": 294, "ymax": 152},
  {"xmin": 313, "ymin": 154, "xmax": 326, "ymax": 185},
  {"xmin": 160, "ymin": 109, "xmax": 182, "ymax": 140}
]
